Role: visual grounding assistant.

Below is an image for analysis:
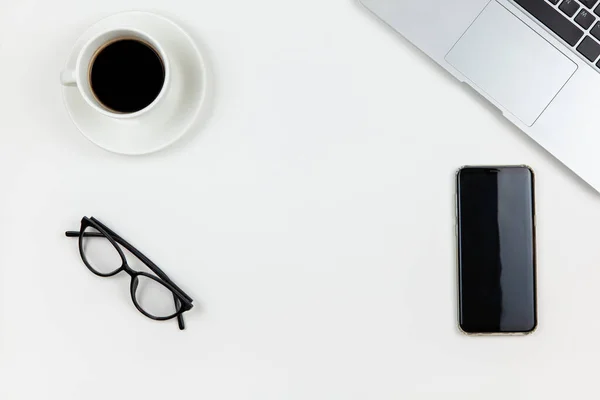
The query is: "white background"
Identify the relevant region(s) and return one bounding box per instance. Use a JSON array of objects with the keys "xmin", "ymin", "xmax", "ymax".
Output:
[{"xmin": 2, "ymin": 0, "xmax": 600, "ymax": 398}]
